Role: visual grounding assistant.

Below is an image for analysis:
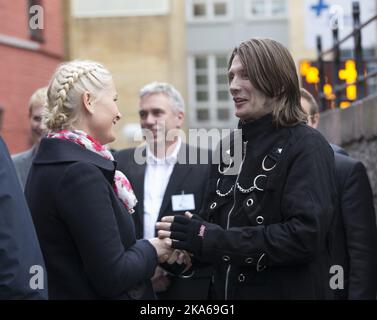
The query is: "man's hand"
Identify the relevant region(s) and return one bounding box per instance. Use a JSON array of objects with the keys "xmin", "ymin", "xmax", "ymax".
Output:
[
  {"xmin": 156, "ymin": 212, "xmax": 208, "ymax": 256},
  {"xmin": 151, "ymin": 266, "xmax": 171, "ymax": 293}
]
